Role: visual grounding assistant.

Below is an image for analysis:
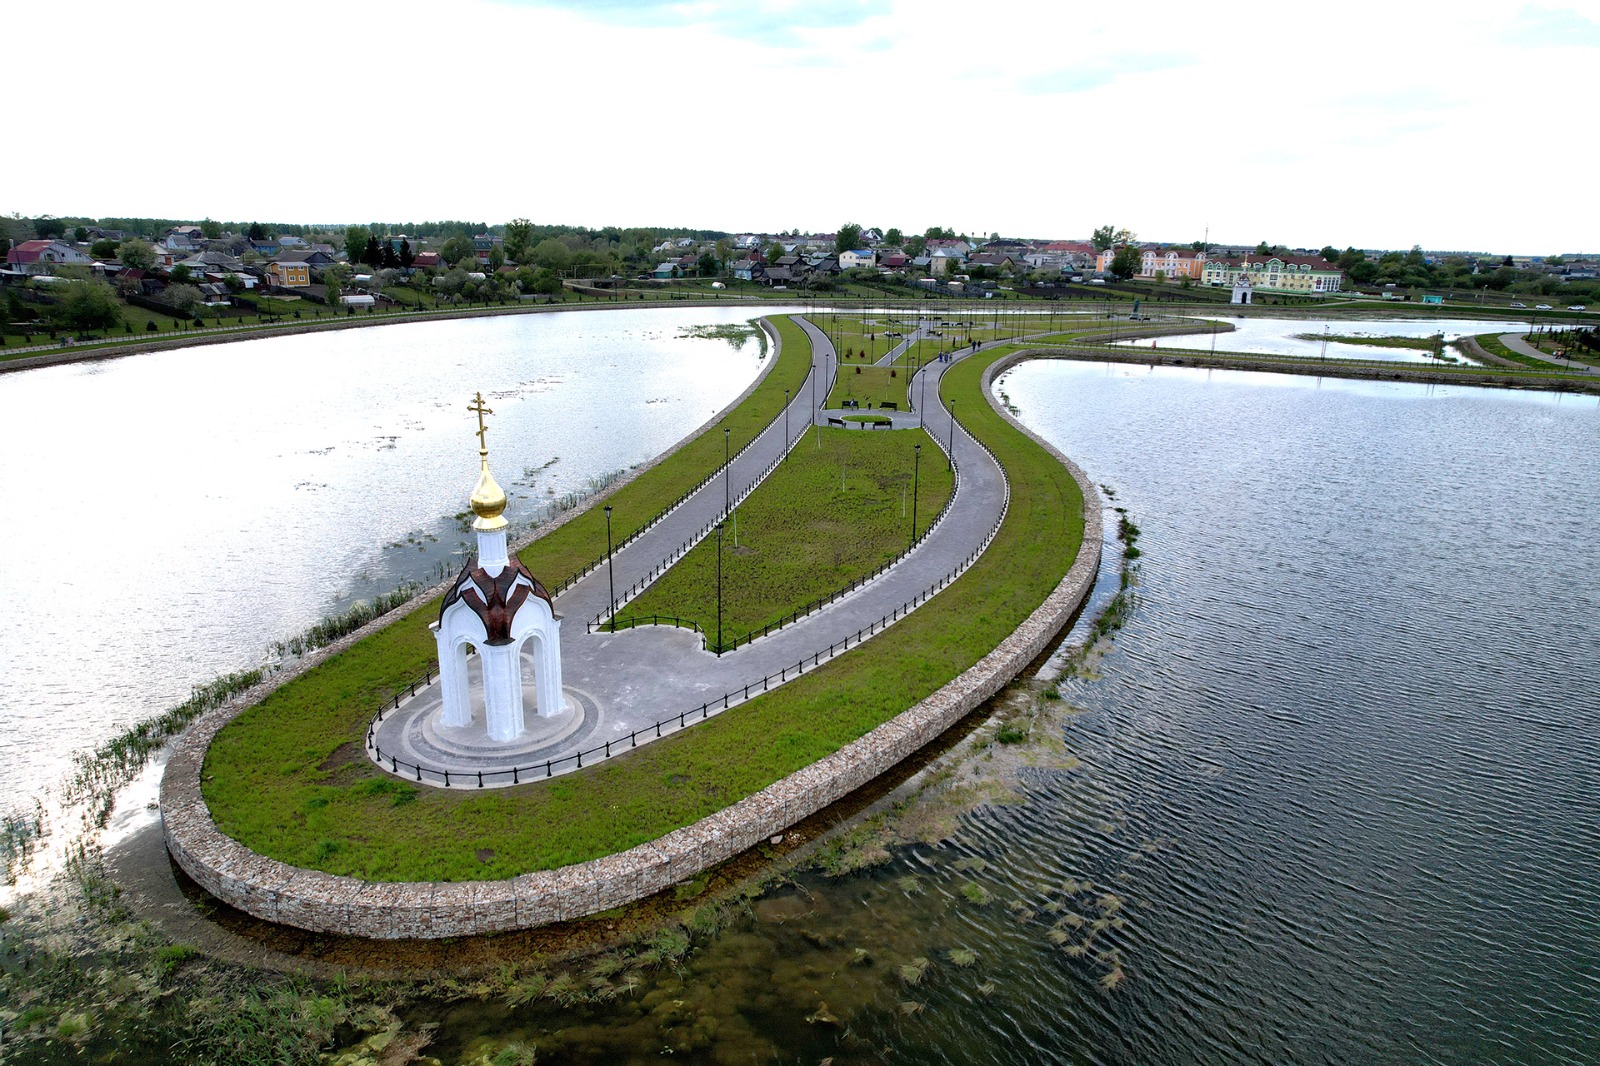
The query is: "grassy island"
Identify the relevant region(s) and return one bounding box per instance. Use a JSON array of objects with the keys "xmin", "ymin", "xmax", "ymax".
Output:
[{"xmin": 200, "ymin": 321, "xmax": 1085, "ymax": 882}]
